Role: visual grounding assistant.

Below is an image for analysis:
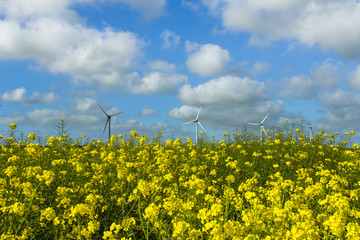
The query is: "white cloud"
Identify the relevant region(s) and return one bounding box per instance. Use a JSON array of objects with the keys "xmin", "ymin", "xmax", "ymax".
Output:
[
  {"xmin": 1, "ymin": 87, "xmax": 57, "ymax": 106},
  {"xmin": 1, "ymin": 87, "xmax": 25, "ymax": 102},
  {"xmin": 50, "ymin": 27, "xmax": 144, "ymax": 88},
  {"xmin": 279, "ymin": 76, "xmax": 317, "ymax": 99},
  {"xmin": 185, "ymin": 40, "xmax": 200, "ymax": 53},
  {"xmin": 169, "ymin": 103, "xmax": 283, "ymax": 130},
  {"xmin": 114, "ymin": 0, "xmax": 166, "ymax": 19},
  {"xmin": 141, "ymin": 108, "xmax": 156, "ymax": 116},
  {"xmin": 247, "ymin": 35, "xmax": 273, "ymax": 47},
  {"xmin": 148, "ymin": 60, "xmax": 175, "ymax": 72},
  {"xmin": 318, "ymin": 89, "xmax": 360, "ymax": 130},
  {"xmin": 182, "ymin": 0, "xmax": 201, "ymax": 12},
  {"xmin": 178, "ymin": 75, "xmax": 267, "ymax": 106},
  {"xmin": 202, "ymin": 0, "xmax": 360, "ymax": 58},
  {"xmin": 0, "ymin": 112, "xmax": 26, "ymax": 125},
  {"xmin": 310, "ymin": 63, "xmax": 339, "ymax": 89},
  {"xmin": 200, "ymin": 0, "xmax": 224, "ymax": 16},
  {"xmin": 2, "ymin": 104, "xmax": 102, "ymax": 128},
  {"xmin": 0, "ymin": 0, "xmax": 85, "ymax": 22},
  {"xmin": 279, "ymin": 63, "xmax": 340, "ymax": 99},
  {"xmin": 250, "ymin": 62, "xmax": 270, "ymax": 76},
  {"xmin": 298, "ymin": 1, "xmax": 360, "ymax": 58},
  {"xmin": 318, "ymin": 89, "xmax": 358, "ymax": 107},
  {"xmin": 26, "ymin": 109, "xmax": 66, "ymax": 126},
  {"xmin": 169, "ymin": 105, "xmax": 198, "ymax": 119},
  {"xmin": 171, "ymin": 75, "xmax": 283, "ymax": 130},
  {"xmin": 186, "ymin": 43, "xmax": 231, "ymax": 76},
  {"xmin": 0, "ymin": 2, "xmax": 145, "ymax": 89},
  {"xmin": 127, "ymin": 72, "xmax": 188, "ymax": 94},
  {"xmin": 160, "ymin": 29, "xmax": 180, "ymax": 49},
  {"xmin": 349, "ymin": 65, "xmax": 360, "ymax": 90},
  {"xmin": 24, "ymin": 108, "xmax": 101, "ymax": 128},
  {"xmin": 74, "ymin": 97, "xmax": 98, "ymax": 113}
]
